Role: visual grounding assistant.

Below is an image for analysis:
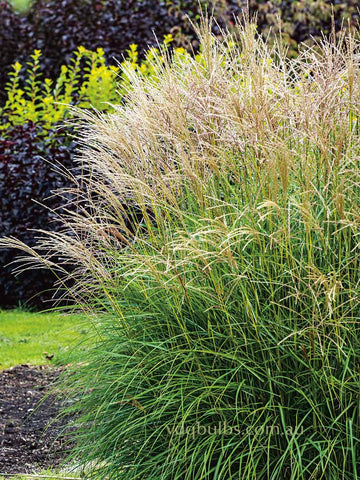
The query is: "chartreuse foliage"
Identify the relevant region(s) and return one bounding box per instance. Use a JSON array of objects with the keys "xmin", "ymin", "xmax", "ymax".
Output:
[
  {"xmin": 2, "ymin": 21, "xmax": 360, "ymax": 480},
  {"xmin": 9, "ymin": 0, "xmax": 30, "ymax": 12},
  {"xmin": 0, "ymin": 47, "xmax": 119, "ymax": 129},
  {"xmin": 0, "ymin": 37, "xmax": 187, "ymax": 131}
]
